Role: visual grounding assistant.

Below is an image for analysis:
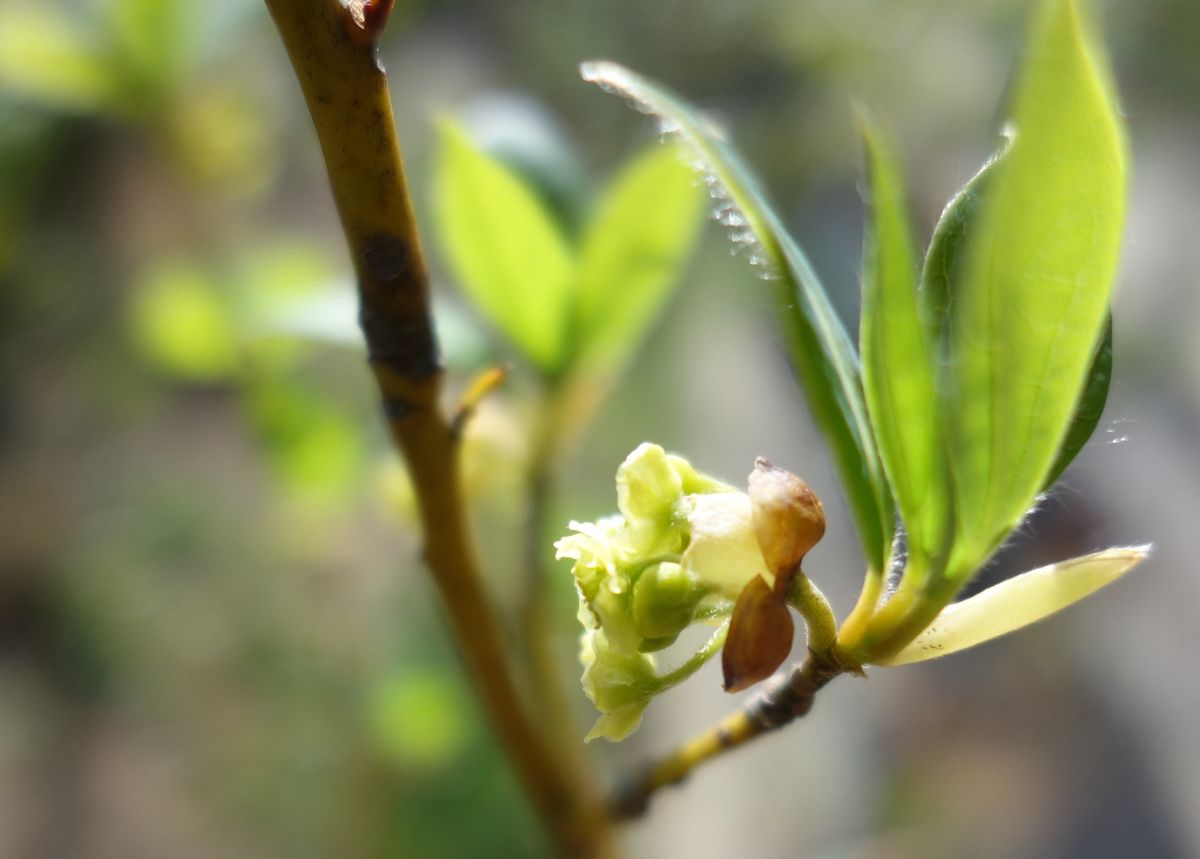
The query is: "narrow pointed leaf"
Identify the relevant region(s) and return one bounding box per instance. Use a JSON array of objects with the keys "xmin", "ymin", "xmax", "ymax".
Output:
[
  {"xmin": 859, "ymin": 120, "xmax": 950, "ymax": 568},
  {"xmin": 922, "ymin": 146, "xmax": 1114, "ymax": 496},
  {"xmin": 920, "ymin": 140, "xmax": 1008, "ymax": 359},
  {"xmin": 433, "ymin": 120, "xmax": 575, "ymax": 371},
  {"xmin": 947, "ymin": 0, "xmax": 1127, "ymax": 565},
  {"xmin": 574, "ymin": 143, "xmax": 704, "ymax": 369},
  {"xmin": 582, "ymin": 61, "xmax": 894, "ymax": 571},
  {"xmin": 877, "ymin": 546, "xmax": 1147, "ymax": 666}
]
